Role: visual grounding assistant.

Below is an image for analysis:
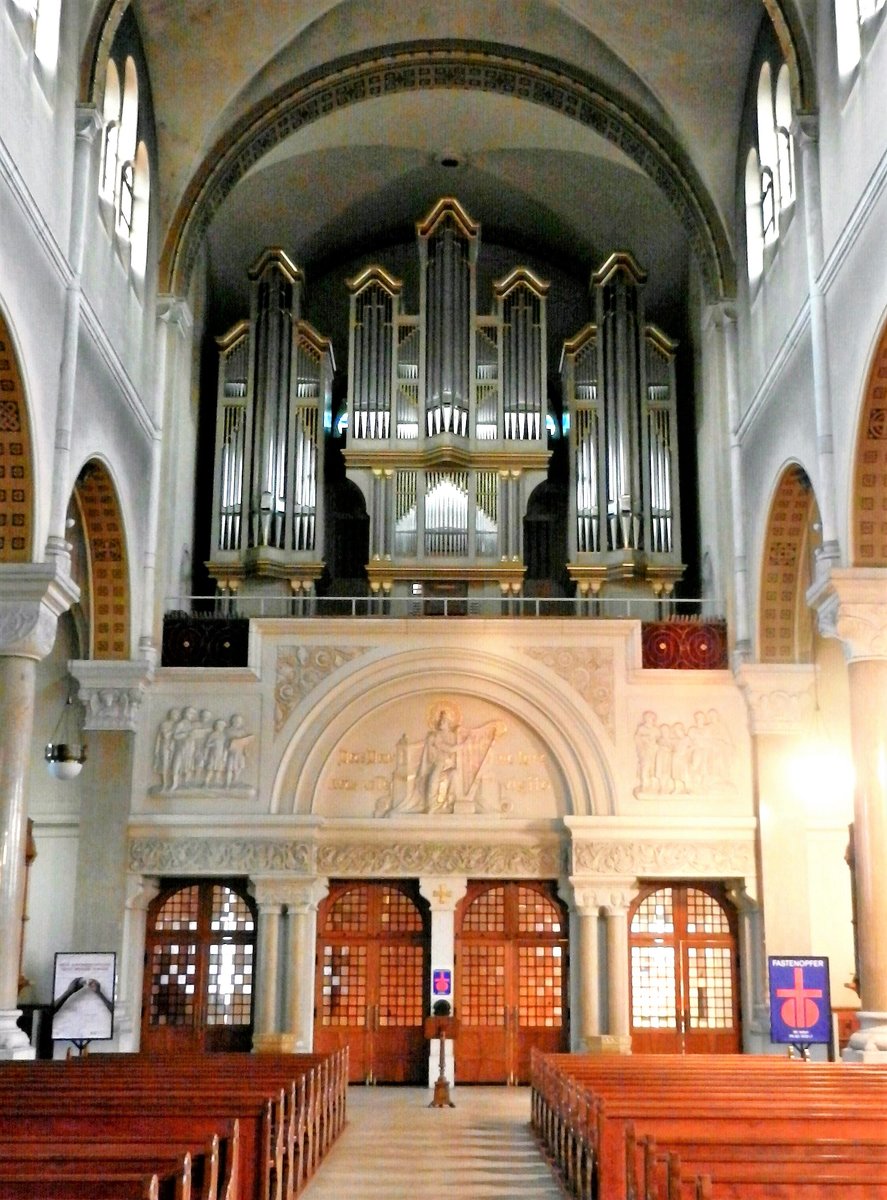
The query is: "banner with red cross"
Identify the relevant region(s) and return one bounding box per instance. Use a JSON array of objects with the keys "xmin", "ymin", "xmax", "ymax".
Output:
[{"xmin": 768, "ymin": 956, "xmax": 831, "ymax": 1044}]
